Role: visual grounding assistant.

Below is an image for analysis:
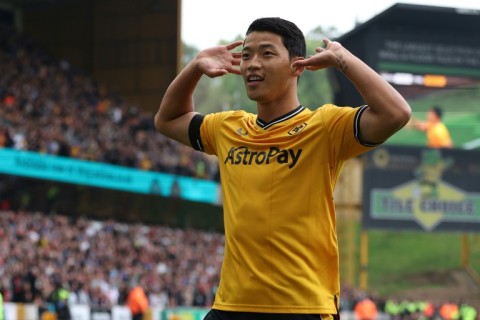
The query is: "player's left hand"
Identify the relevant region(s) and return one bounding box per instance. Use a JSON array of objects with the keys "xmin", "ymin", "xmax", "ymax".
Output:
[{"xmin": 292, "ymin": 38, "xmax": 347, "ymax": 72}]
